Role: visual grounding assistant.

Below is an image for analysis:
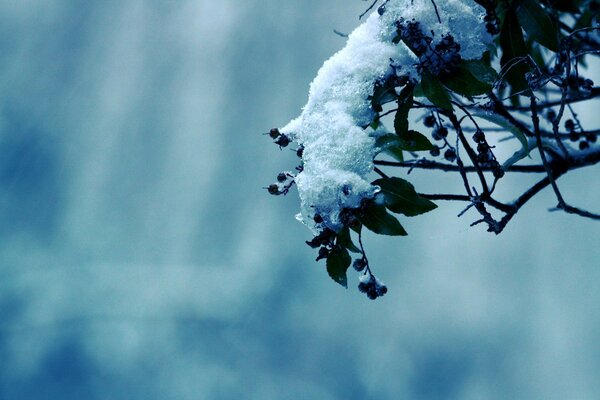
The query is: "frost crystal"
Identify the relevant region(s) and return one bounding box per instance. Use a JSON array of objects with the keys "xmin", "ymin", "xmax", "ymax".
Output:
[{"xmin": 282, "ymin": 0, "xmax": 491, "ymax": 233}]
